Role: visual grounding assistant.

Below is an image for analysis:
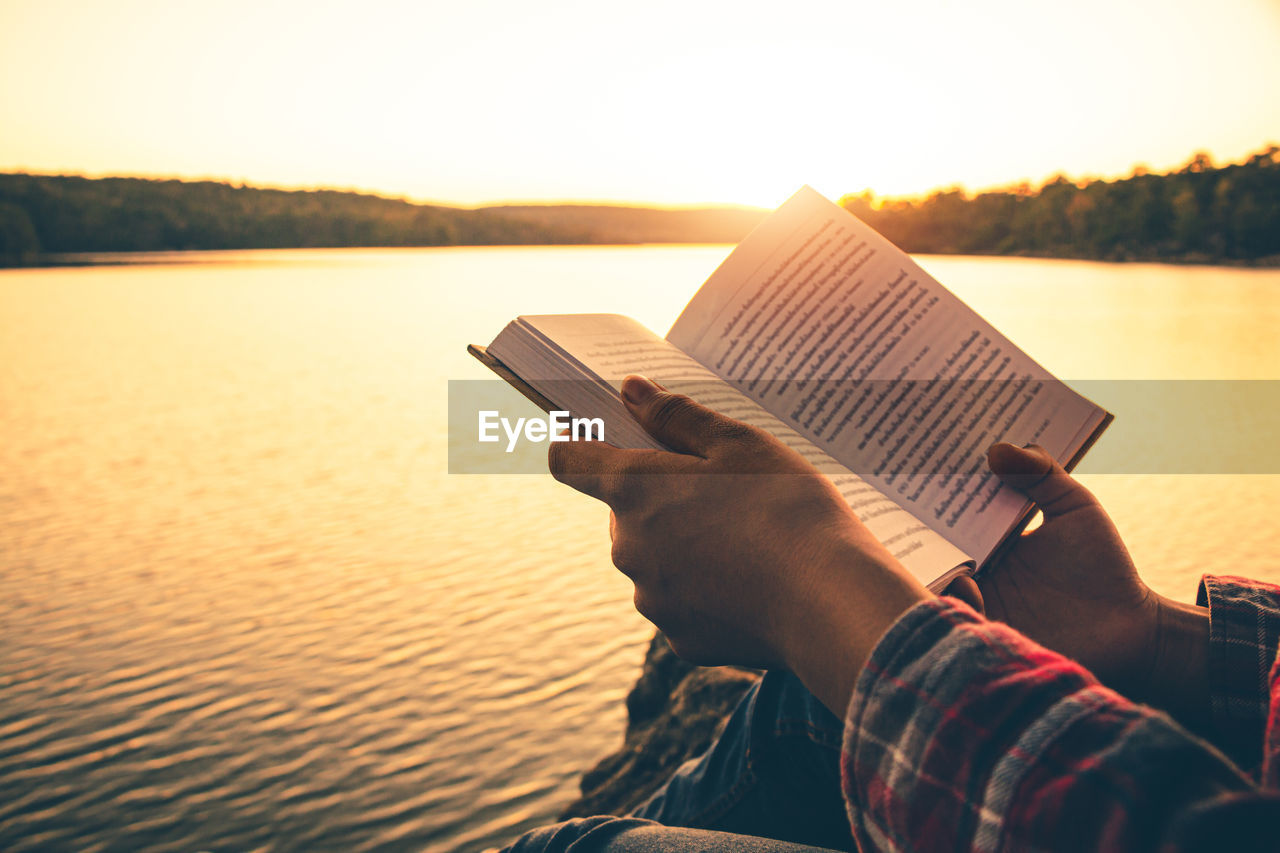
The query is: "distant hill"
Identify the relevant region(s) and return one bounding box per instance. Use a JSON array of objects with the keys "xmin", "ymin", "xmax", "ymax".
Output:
[
  {"xmin": 0, "ymin": 174, "xmax": 767, "ymax": 266},
  {"xmin": 488, "ymin": 204, "xmax": 767, "ymax": 245}
]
